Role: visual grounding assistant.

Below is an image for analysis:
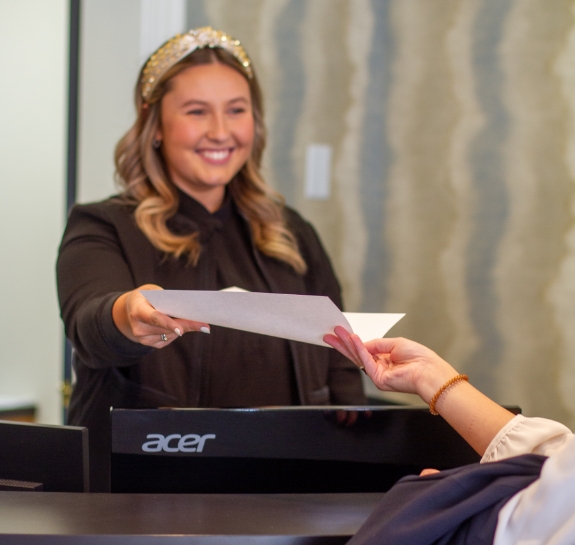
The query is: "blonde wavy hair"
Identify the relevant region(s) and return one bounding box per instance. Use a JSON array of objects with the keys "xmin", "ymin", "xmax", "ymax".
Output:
[{"xmin": 114, "ymin": 47, "xmax": 306, "ymax": 274}]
